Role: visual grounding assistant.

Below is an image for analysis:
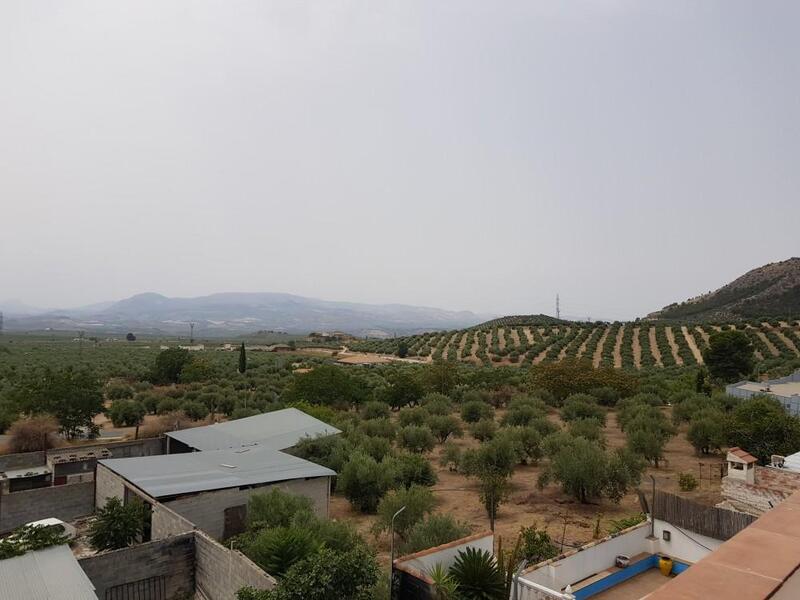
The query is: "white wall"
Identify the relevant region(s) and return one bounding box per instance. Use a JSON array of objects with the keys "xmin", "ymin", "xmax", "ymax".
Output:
[
  {"xmin": 651, "ymin": 518, "xmax": 721, "ymax": 564},
  {"xmin": 396, "ymin": 533, "xmax": 494, "ymax": 578}
]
